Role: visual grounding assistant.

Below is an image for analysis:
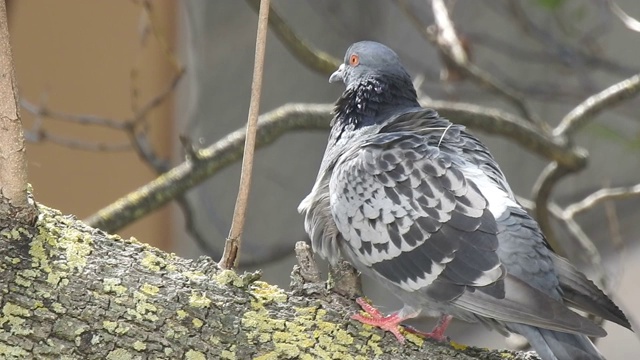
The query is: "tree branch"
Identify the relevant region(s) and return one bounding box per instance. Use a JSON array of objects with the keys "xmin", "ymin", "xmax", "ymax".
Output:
[
  {"xmin": 0, "ymin": 0, "xmax": 37, "ymax": 224},
  {"xmin": 397, "ymin": 0, "xmax": 543, "ymax": 125},
  {"xmin": 220, "ymin": 0, "xmax": 271, "ymax": 270},
  {"xmin": 531, "ymin": 162, "xmax": 571, "ymax": 256},
  {"xmin": 83, "ymin": 103, "xmax": 333, "ymax": 233},
  {"xmin": 425, "ymin": 99, "xmax": 586, "ymax": 170},
  {"xmin": 564, "ymin": 182, "xmax": 640, "ymax": 219},
  {"xmin": 554, "ymin": 73, "xmax": 640, "ymax": 137},
  {"xmin": 245, "ymin": 0, "xmax": 340, "ymax": 75},
  {"xmin": 85, "ymin": 99, "xmax": 586, "ymax": 233},
  {"xmin": 2, "ymin": 203, "xmax": 538, "ymax": 359}
]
